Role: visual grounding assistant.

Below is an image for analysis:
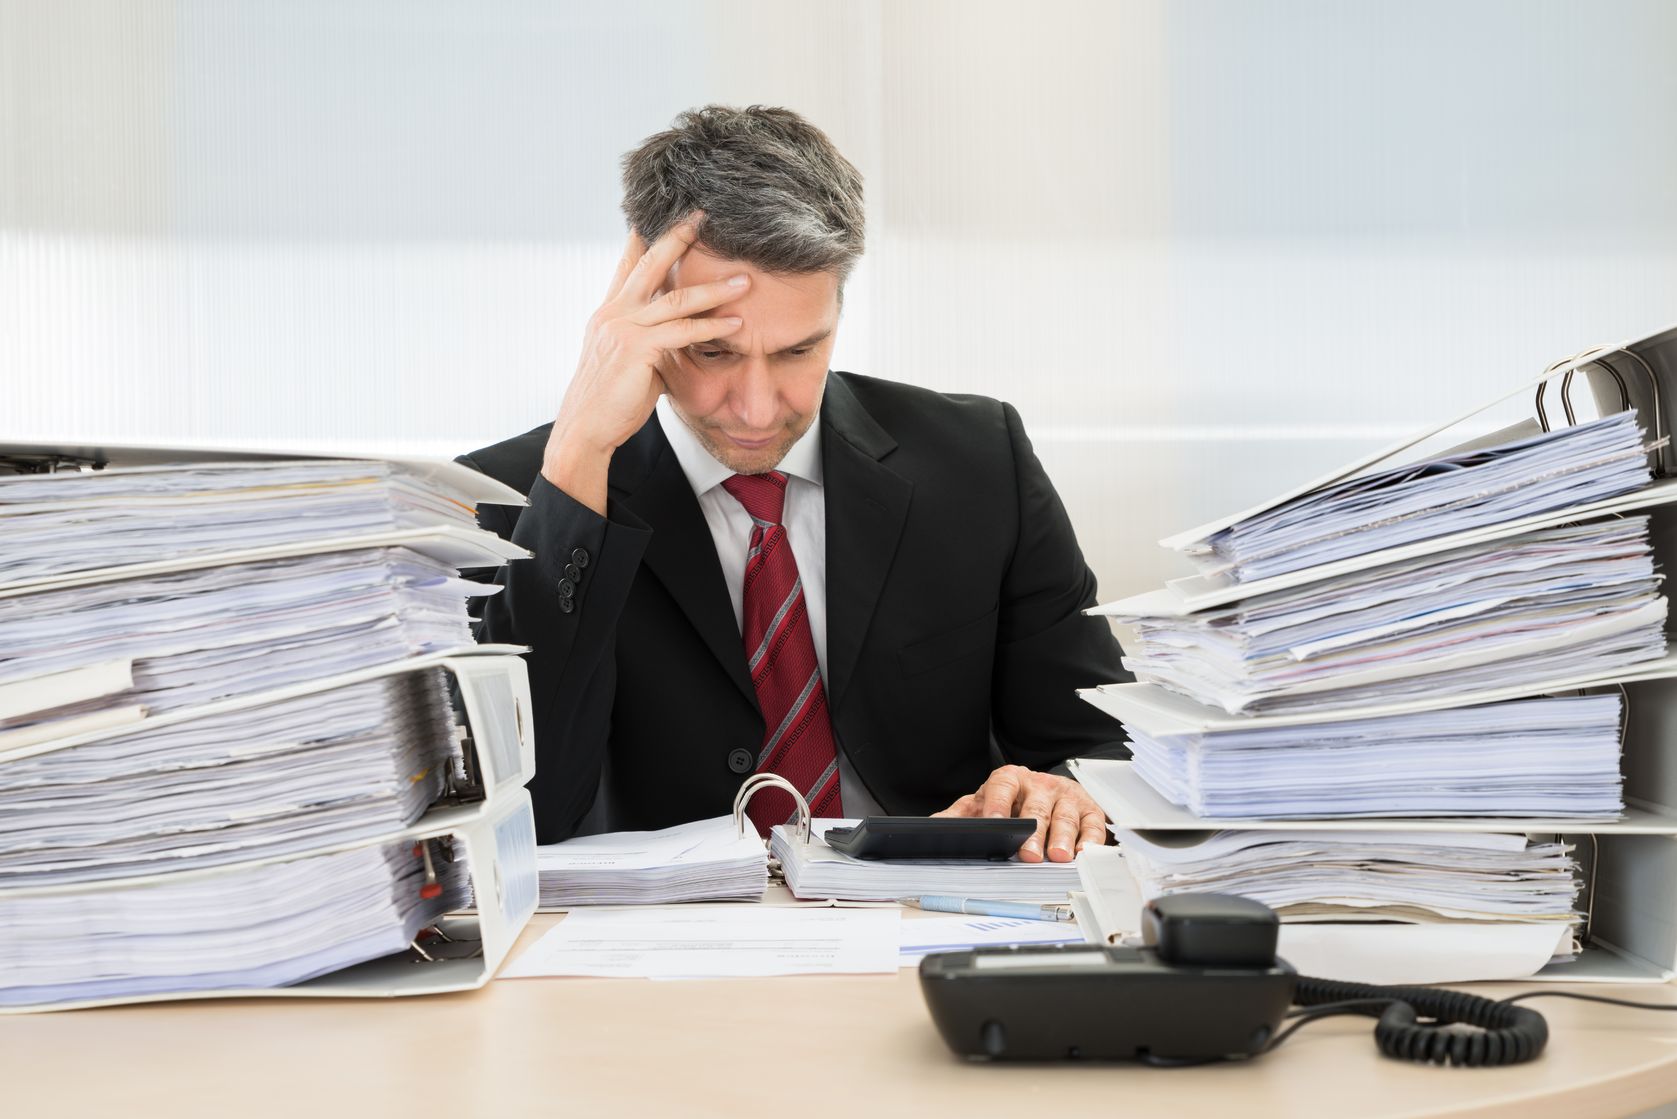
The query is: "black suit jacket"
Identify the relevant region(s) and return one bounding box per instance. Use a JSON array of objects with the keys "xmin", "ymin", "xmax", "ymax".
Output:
[{"xmin": 459, "ymin": 371, "xmax": 1128, "ymax": 842}]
